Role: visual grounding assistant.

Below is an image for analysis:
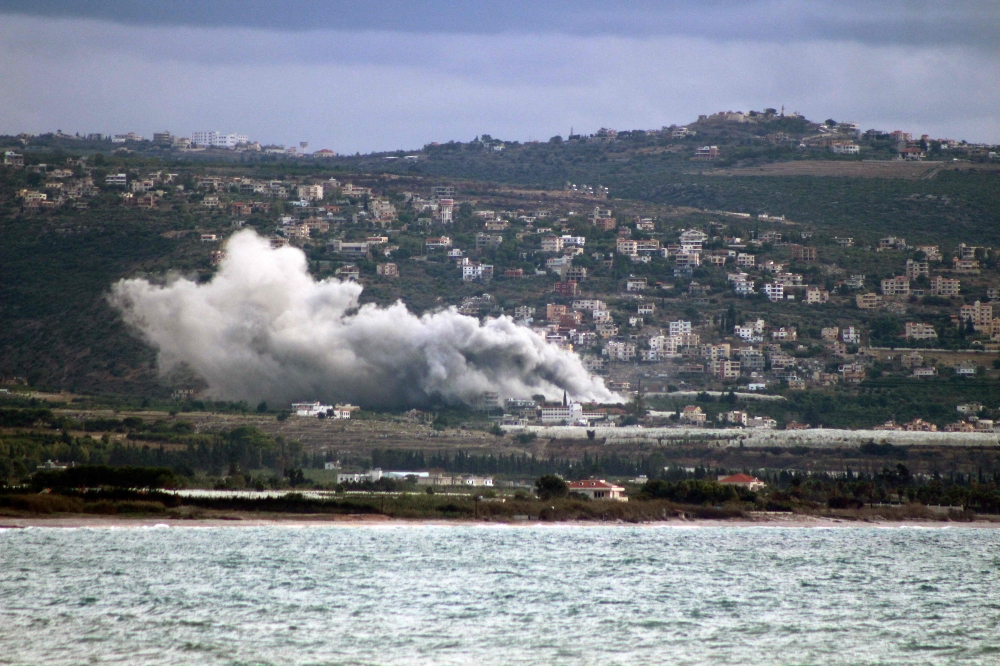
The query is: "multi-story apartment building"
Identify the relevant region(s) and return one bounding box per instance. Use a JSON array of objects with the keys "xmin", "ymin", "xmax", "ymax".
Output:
[
  {"xmin": 960, "ymin": 301, "xmax": 993, "ymax": 331},
  {"xmin": 881, "ymin": 276, "xmax": 910, "ymax": 296},
  {"xmin": 805, "ymin": 287, "xmax": 830, "ymax": 304},
  {"xmin": 789, "ymin": 244, "xmax": 817, "ymax": 261},
  {"xmin": 763, "ymin": 283, "xmax": 784, "ymax": 302},
  {"xmin": 542, "ymin": 236, "xmax": 565, "ymax": 252},
  {"xmin": 191, "ymin": 131, "xmax": 249, "ymax": 148},
  {"xmin": 905, "ymin": 322, "xmax": 938, "ymax": 341},
  {"xmin": 905, "ymin": 259, "xmax": 929, "ymax": 280},
  {"xmin": 668, "ymin": 320, "xmax": 692, "ymax": 337},
  {"xmin": 929, "ymin": 275, "xmax": 960, "ymax": 296},
  {"xmin": 856, "ymin": 293, "xmax": 882, "ymax": 310}
]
